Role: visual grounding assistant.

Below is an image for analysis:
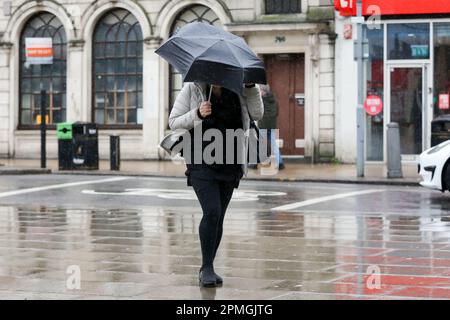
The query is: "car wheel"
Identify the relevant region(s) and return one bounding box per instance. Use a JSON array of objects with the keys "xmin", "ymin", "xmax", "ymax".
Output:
[{"xmin": 444, "ymin": 162, "xmax": 450, "ymax": 192}]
